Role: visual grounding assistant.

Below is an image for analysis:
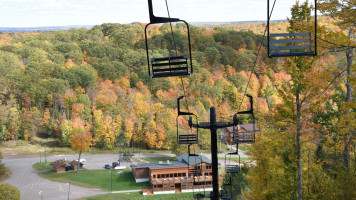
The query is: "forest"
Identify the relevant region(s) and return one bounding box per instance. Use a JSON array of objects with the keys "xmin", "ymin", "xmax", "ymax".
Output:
[{"xmin": 0, "ymin": 1, "xmax": 354, "ymax": 199}]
